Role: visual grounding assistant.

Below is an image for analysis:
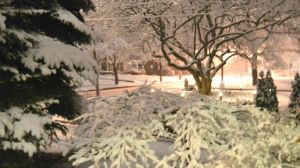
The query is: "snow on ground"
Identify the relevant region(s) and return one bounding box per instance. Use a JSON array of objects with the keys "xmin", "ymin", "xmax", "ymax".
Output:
[
  {"xmin": 79, "ymin": 73, "xmax": 294, "ymax": 92},
  {"xmin": 78, "ymin": 74, "xmax": 252, "ymax": 92},
  {"xmin": 78, "ymin": 74, "xmax": 190, "ymax": 91},
  {"xmin": 78, "ymin": 74, "xmax": 293, "ymax": 110}
]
